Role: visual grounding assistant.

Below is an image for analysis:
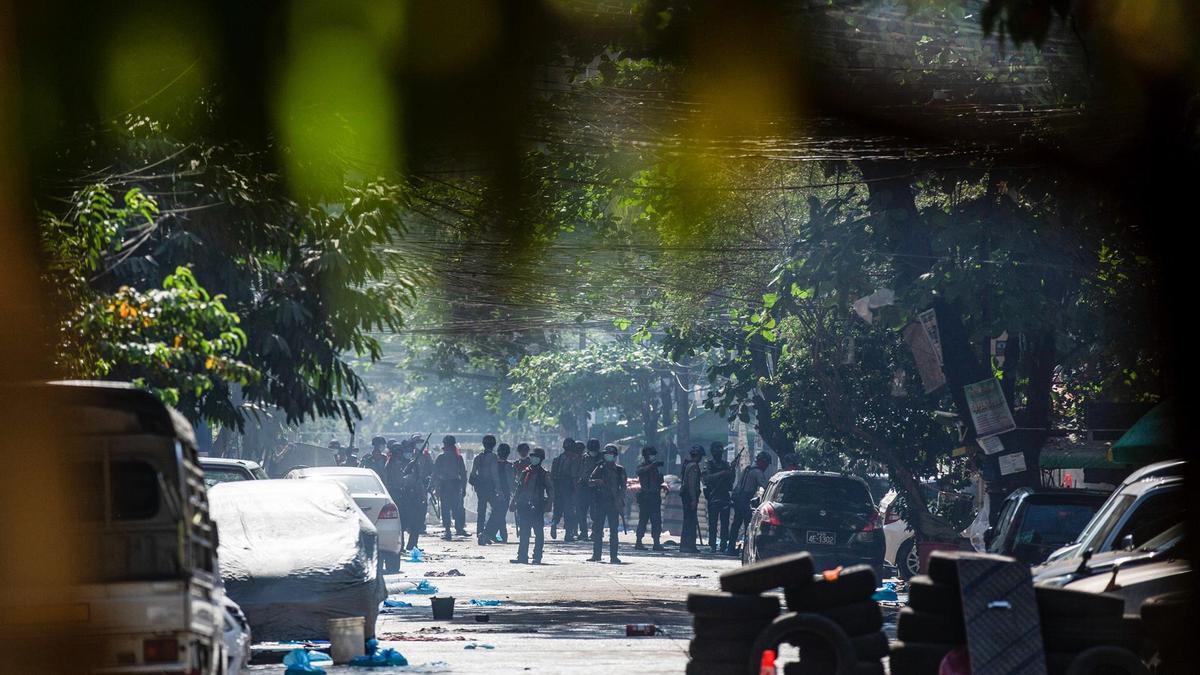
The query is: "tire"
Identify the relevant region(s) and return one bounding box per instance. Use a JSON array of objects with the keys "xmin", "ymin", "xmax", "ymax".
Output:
[
  {"xmin": 820, "ymin": 600, "xmax": 884, "ymax": 636},
  {"xmin": 888, "ymin": 641, "xmax": 956, "ymax": 675},
  {"xmin": 720, "ymin": 552, "xmax": 815, "ymax": 594},
  {"xmin": 896, "ymin": 537, "xmax": 921, "ymax": 581},
  {"xmin": 784, "ymin": 663, "xmax": 884, "ymax": 675},
  {"xmin": 785, "ymin": 565, "xmax": 878, "ymax": 611},
  {"xmin": 687, "ymin": 591, "xmax": 781, "ymax": 620},
  {"xmin": 689, "ymin": 638, "xmax": 755, "ymax": 664},
  {"xmin": 1036, "ymin": 586, "xmax": 1125, "ymax": 619},
  {"xmin": 1064, "ymin": 646, "xmax": 1149, "ymax": 675},
  {"xmin": 906, "ymin": 575, "xmax": 960, "ymax": 616},
  {"xmin": 850, "ymin": 630, "xmax": 888, "ymax": 661},
  {"xmin": 749, "ymin": 613, "xmax": 856, "ymax": 675},
  {"xmin": 693, "ymin": 617, "xmax": 772, "ymax": 641},
  {"xmin": 1046, "ymin": 652, "xmax": 1077, "ymax": 675},
  {"xmin": 1041, "ymin": 615, "xmax": 1142, "ymax": 654},
  {"xmin": 896, "ymin": 607, "xmax": 965, "ymax": 644}
]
